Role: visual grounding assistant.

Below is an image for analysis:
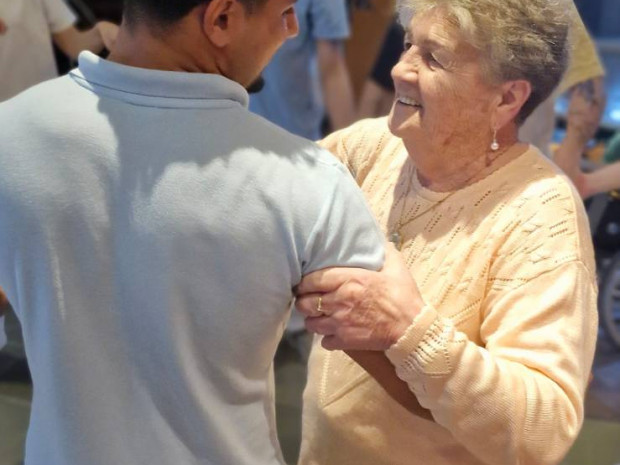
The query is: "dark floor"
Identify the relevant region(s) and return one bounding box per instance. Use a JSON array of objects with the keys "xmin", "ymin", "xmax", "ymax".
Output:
[
  {"xmin": 564, "ymin": 332, "xmax": 620, "ymax": 465},
  {"xmin": 587, "ymin": 335, "xmax": 620, "ymax": 423}
]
